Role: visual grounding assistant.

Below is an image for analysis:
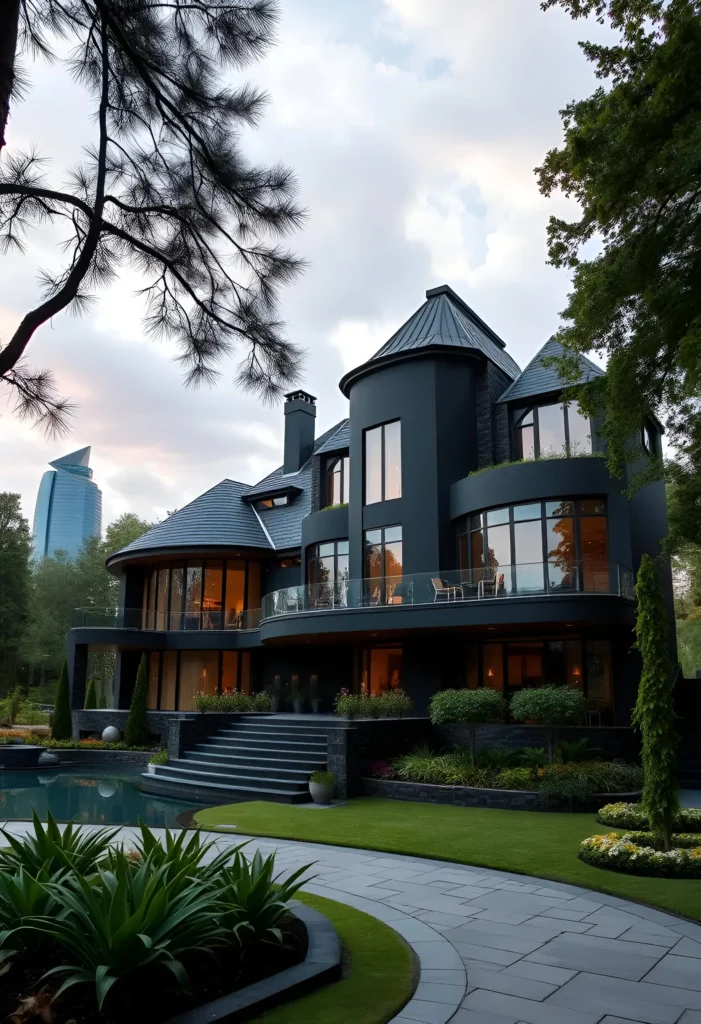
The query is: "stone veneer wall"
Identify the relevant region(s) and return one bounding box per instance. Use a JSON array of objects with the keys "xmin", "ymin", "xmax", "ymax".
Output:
[
  {"xmin": 362, "ymin": 777, "xmax": 543, "ymax": 810},
  {"xmin": 476, "ymin": 362, "xmax": 512, "ymax": 469},
  {"xmin": 436, "ymin": 723, "xmax": 638, "ymax": 760}
]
